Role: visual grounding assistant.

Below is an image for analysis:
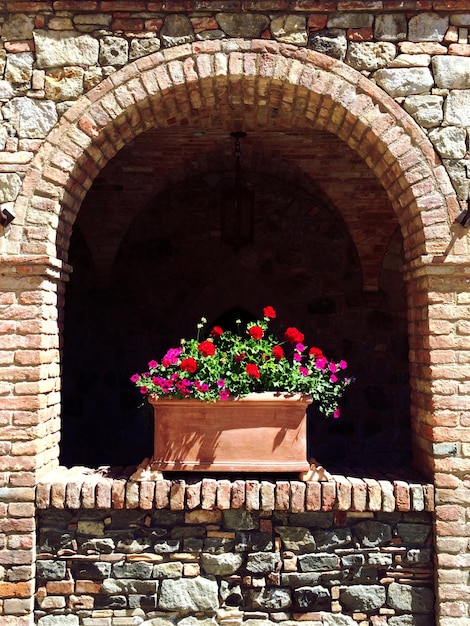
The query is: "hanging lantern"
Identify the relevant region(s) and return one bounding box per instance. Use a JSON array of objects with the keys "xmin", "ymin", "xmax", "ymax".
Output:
[{"xmin": 220, "ymin": 131, "xmax": 254, "ymax": 247}]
